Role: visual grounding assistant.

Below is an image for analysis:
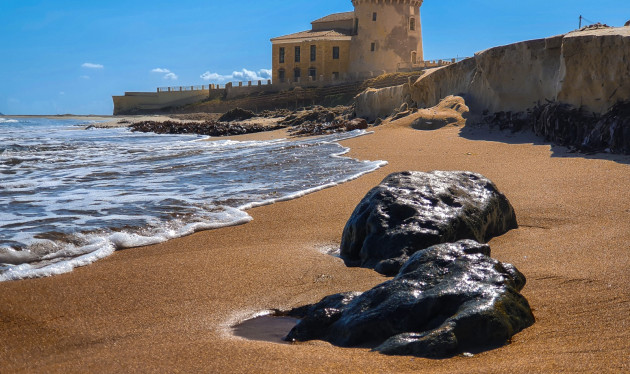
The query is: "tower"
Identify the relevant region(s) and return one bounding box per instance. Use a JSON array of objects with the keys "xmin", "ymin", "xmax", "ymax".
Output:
[{"xmin": 349, "ymin": 0, "xmax": 424, "ymax": 74}]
